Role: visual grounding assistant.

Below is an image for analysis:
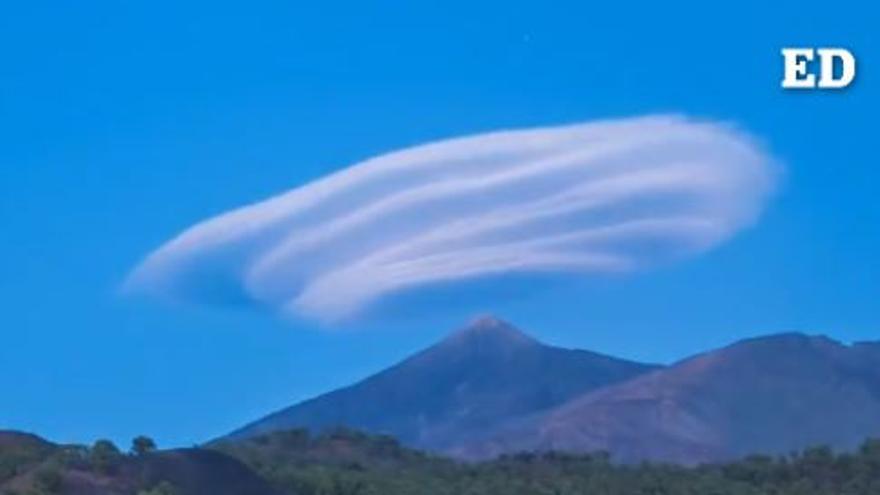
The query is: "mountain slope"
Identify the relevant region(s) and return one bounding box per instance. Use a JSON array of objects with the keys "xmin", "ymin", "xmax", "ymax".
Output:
[
  {"xmin": 137, "ymin": 448, "xmax": 282, "ymax": 495},
  {"xmin": 0, "ymin": 431, "xmax": 56, "ymax": 483},
  {"xmin": 463, "ymin": 333, "xmax": 880, "ymax": 464},
  {"xmin": 228, "ymin": 316, "xmax": 657, "ymax": 452}
]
